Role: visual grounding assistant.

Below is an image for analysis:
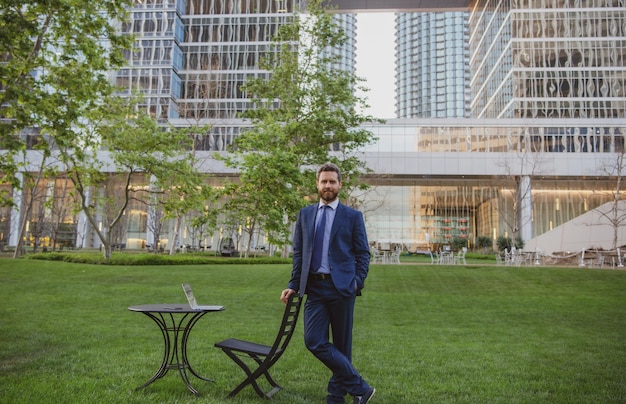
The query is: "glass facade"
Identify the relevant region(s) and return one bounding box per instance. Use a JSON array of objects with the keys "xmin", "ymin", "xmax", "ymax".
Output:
[
  {"xmin": 396, "ymin": 12, "xmax": 470, "ymax": 118},
  {"xmin": 6, "ymin": 118, "xmax": 625, "ymax": 251},
  {"xmin": 115, "ymin": 0, "xmax": 356, "ymax": 150},
  {"xmin": 361, "ymin": 180, "xmax": 618, "ymax": 249},
  {"xmin": 358, "ymin": 119, "xmax": 625, "ymax": 249},
  {"xmin": 469, "ymin": 0, "xmax": 626, "ymax": 119},
  {"xmin": 119, "ymin": 1, "xmax": 185, "ymax": 121}
]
